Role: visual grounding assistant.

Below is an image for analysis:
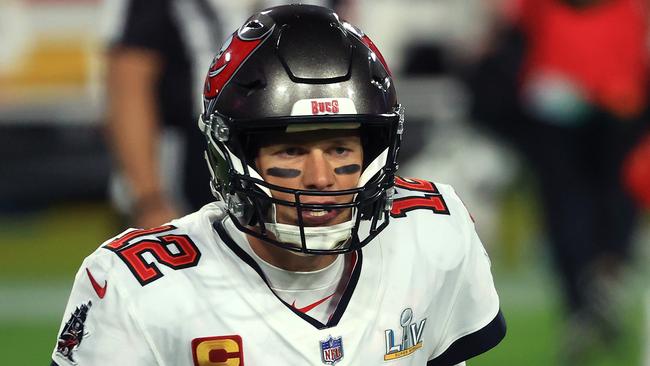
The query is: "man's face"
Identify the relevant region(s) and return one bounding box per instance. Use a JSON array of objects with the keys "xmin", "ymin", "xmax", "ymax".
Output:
[{"xmin": 255, "ymin": 129, "xmax": 363, "ymax": 227}]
